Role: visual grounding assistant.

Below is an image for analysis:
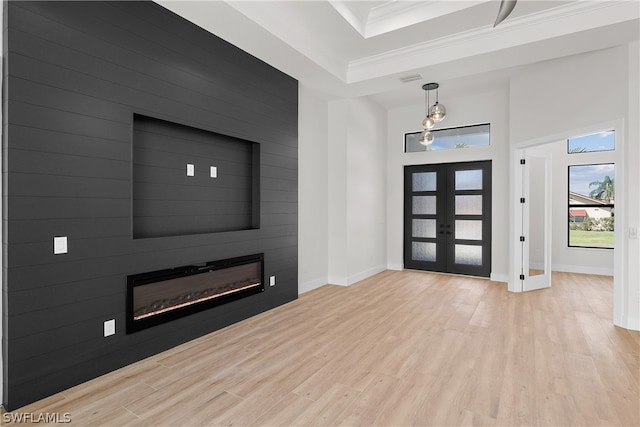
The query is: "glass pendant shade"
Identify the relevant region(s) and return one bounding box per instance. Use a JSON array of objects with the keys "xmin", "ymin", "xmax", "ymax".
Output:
[
  {"xmin": 419, "ymin": 130, "xmax": 434, "ymax": 145},
  {"xmin": 430, "ymin": 102, "xmax": 446, "ymax": 122},
  {"xmin": 422, "ymin": 115, "xmax": 435, "ymax": 130}
]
